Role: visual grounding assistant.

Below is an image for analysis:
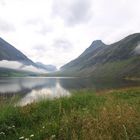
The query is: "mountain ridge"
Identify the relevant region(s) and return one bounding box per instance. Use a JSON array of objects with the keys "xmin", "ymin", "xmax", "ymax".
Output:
[
  {"xmin": 0, "ymin": 37, "xmax": 35, "ymax": 66},
  {"xmin": 60, "ymin": 33, "xmax": 140, "ymax": 79}
]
